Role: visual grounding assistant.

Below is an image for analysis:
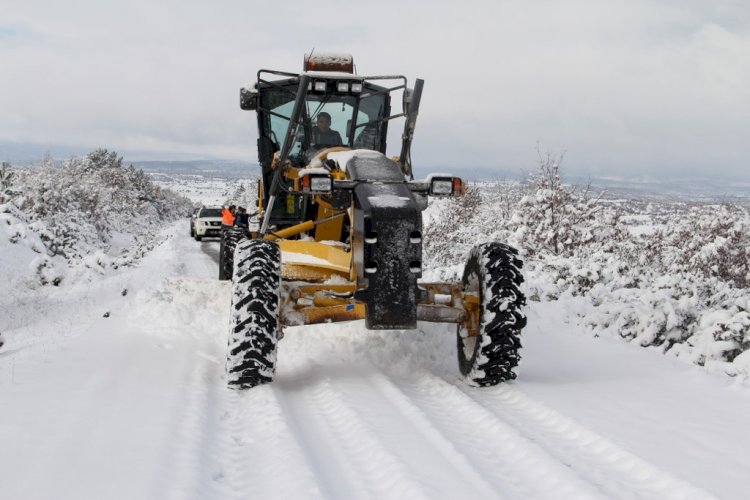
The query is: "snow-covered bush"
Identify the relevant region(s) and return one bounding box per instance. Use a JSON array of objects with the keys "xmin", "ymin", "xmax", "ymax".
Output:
[
  {"xmin": 0, "ymin": 161, "xmax": 15, "ymax": 203},
  {"xmin": 513, "ymin": 150, "xmax": 609, "ymax": 257},
  {"xmin": 3, "ymin": 149, "xmax": 193, "ymax": 272},
  {"xmin": 225, "ymin": 182, "xmax": 257, "ymax": 212},
  {"xmin": 423, "ymin": 183, "xmax": 487, "ymax": 276},
  {"xmin": 422, "ymin": 151, "xmax": 750, "ymax": 379},
  {"xmin": 653, "ymin": 205, "xmax": 750, "ymax": 288}
]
